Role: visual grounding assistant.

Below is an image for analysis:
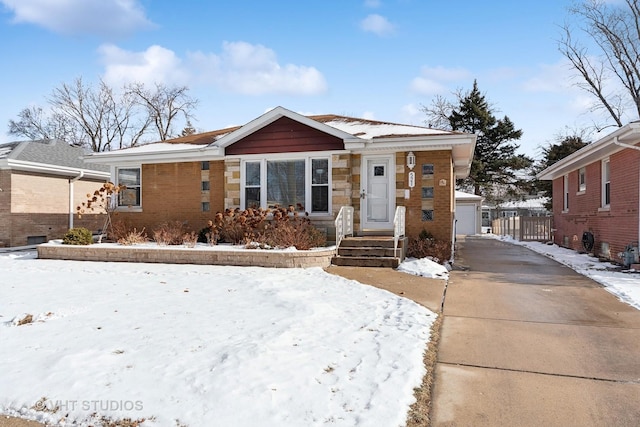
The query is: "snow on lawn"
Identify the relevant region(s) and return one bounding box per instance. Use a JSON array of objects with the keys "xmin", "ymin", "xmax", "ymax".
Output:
[
  {"xmin": 492, "ymin": 235, "xmax": 640, "ymax": 311},
  {"xmin": 0, "ymin": 252, "xmax": 435, "ymax": 427}
]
